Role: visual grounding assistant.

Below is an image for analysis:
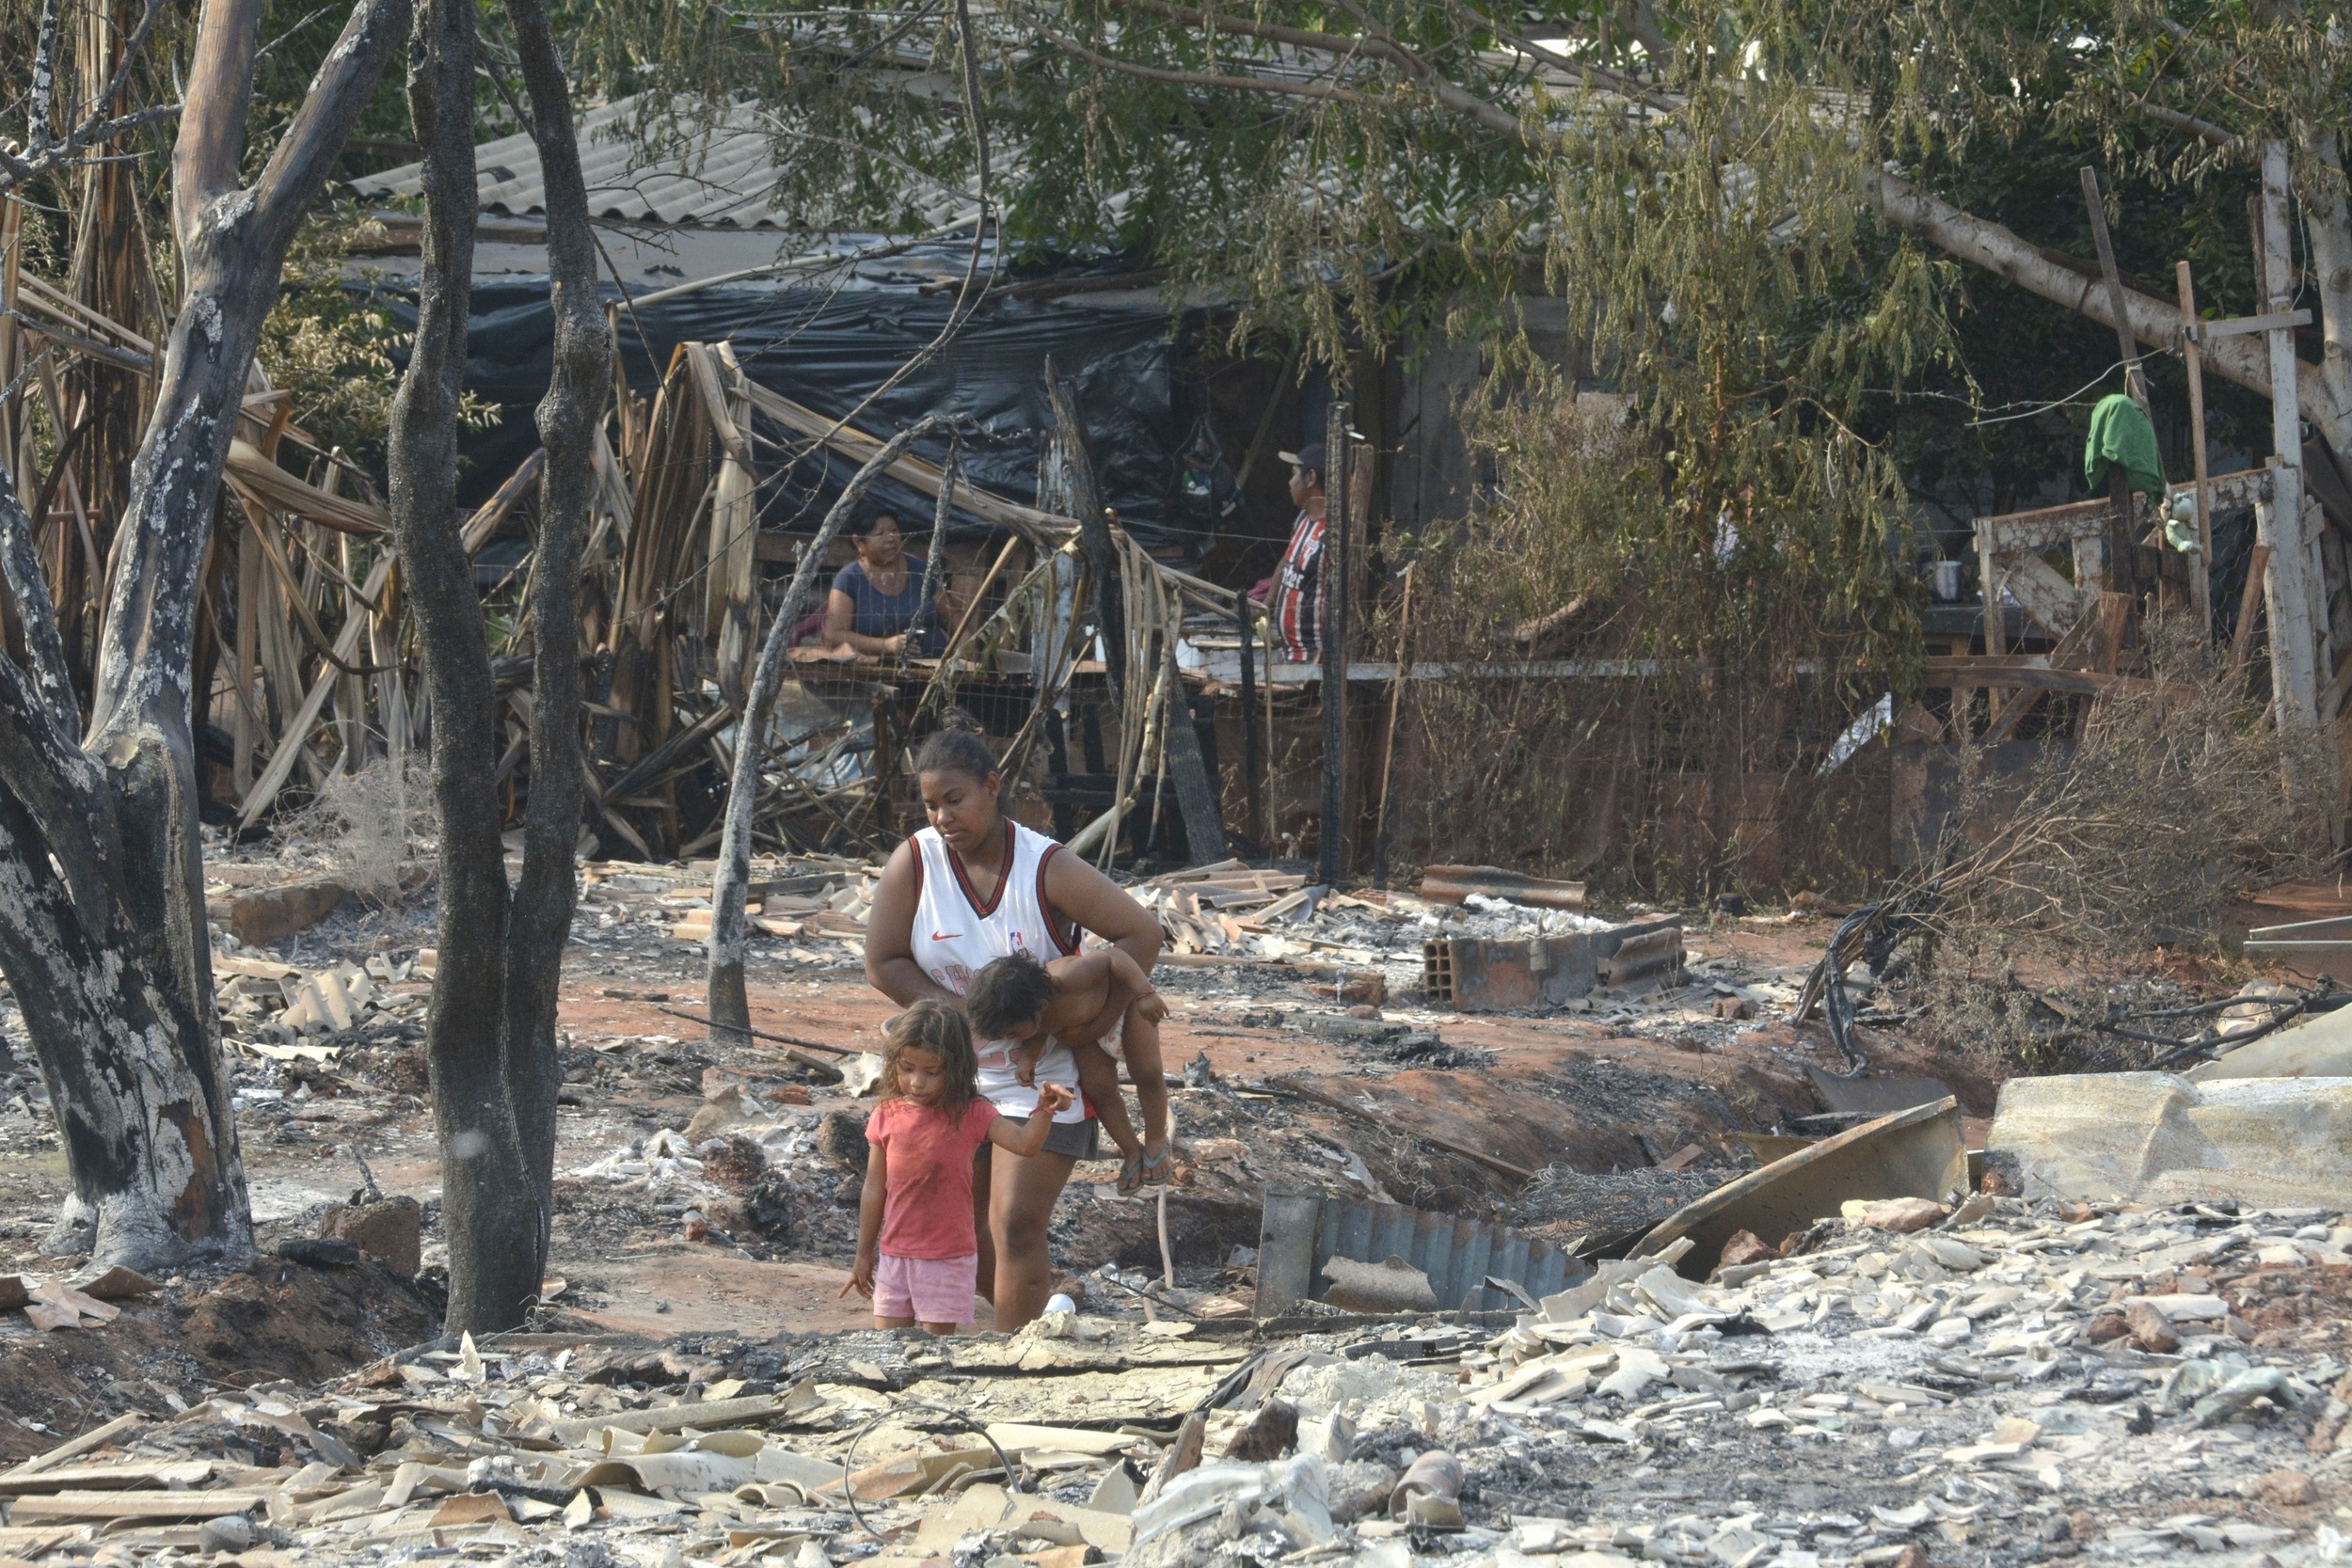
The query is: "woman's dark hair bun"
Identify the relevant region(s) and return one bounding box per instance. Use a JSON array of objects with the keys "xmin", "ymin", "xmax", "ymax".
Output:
[{"xmin": 913, "ymin": 728, "xmax": 1000, "ymax": 784}]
